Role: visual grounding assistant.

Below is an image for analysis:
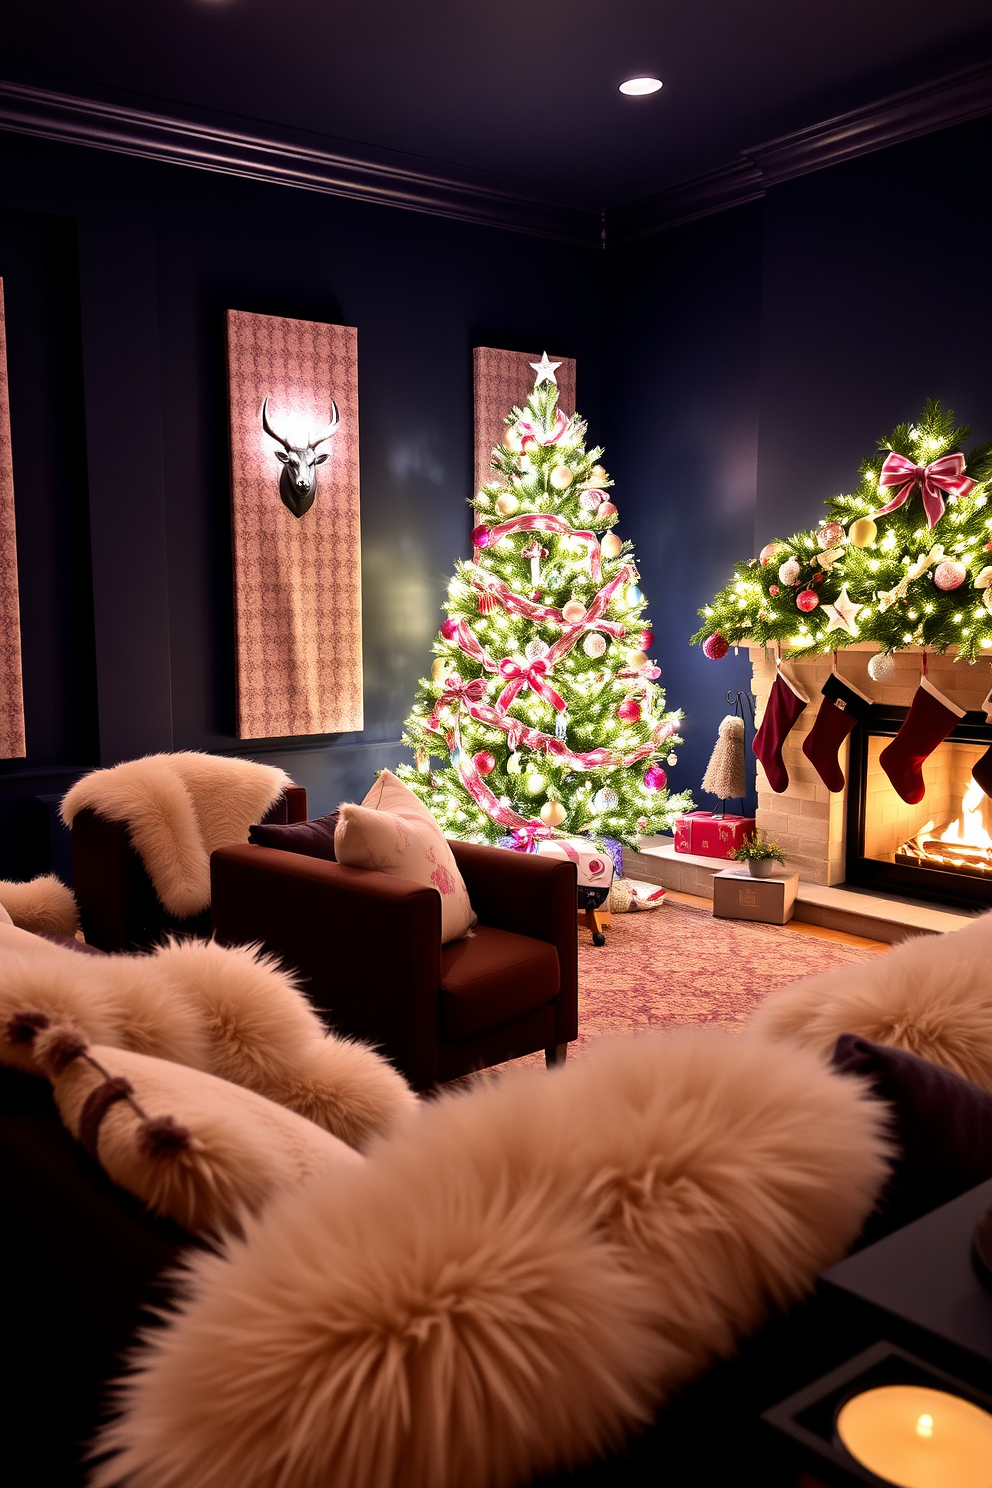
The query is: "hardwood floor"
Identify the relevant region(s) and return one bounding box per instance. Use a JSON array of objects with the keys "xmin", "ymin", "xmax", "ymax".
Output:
[{"xmin": 662, "ymin": 888, "xmax": 887, "ymax": 952}]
